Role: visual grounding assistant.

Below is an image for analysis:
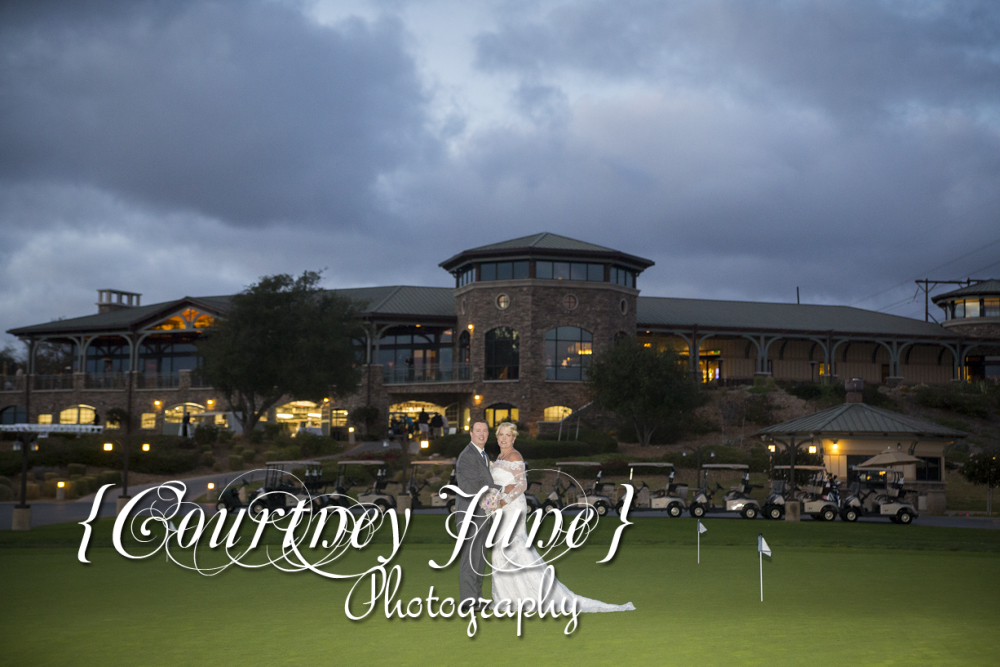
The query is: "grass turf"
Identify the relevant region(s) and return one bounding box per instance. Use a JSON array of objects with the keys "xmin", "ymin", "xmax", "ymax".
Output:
[{"xmin": 1, "ymin": 515, "xmax": 998, "ymax": 666}]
